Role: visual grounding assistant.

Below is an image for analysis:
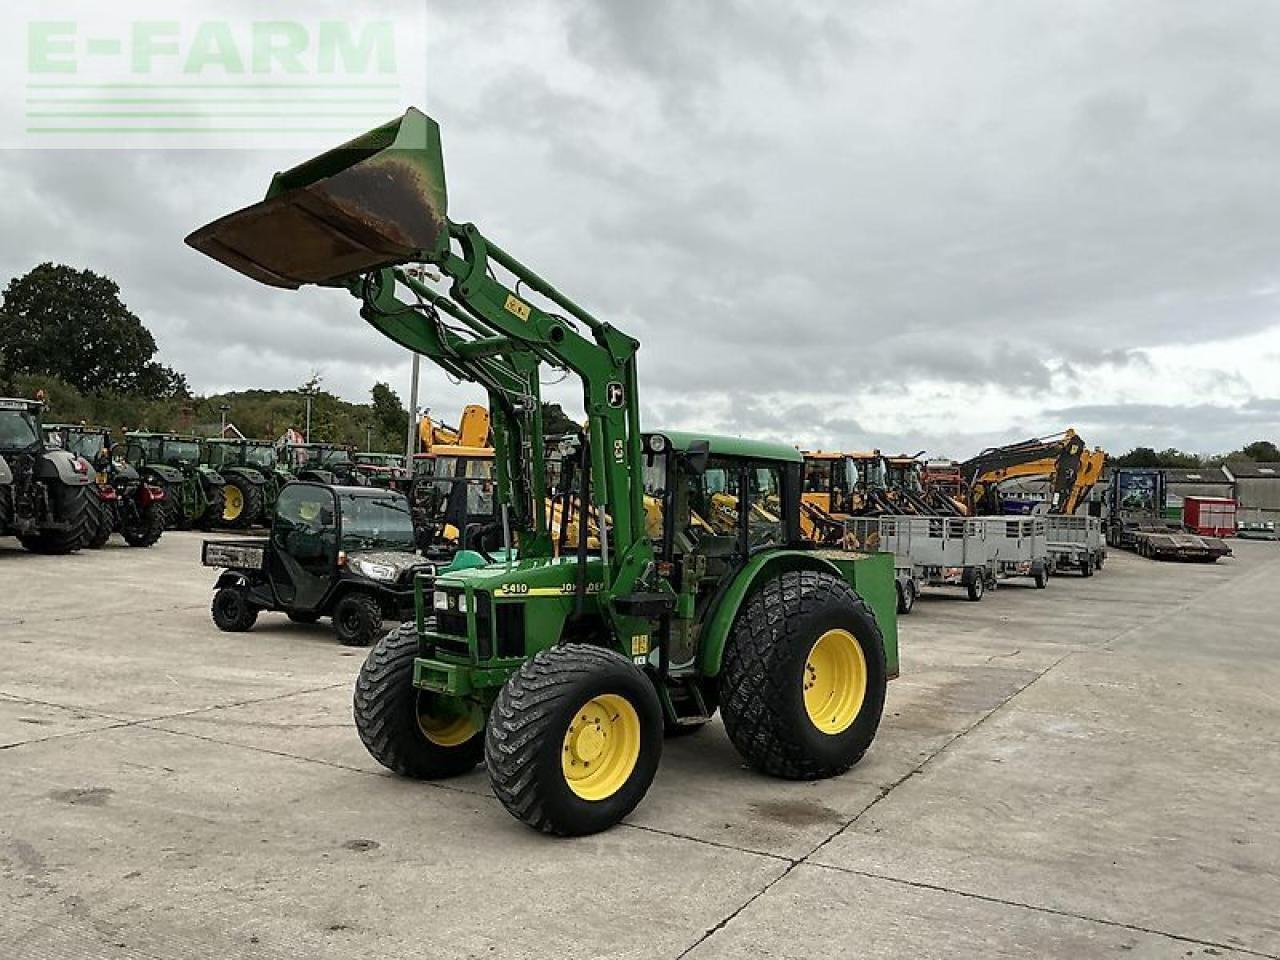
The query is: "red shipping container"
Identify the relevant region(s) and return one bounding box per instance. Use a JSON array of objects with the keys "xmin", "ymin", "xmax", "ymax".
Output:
[{"xmin": 1182, "ymin": 496, "xmax": 1237, "ymax": 537}]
